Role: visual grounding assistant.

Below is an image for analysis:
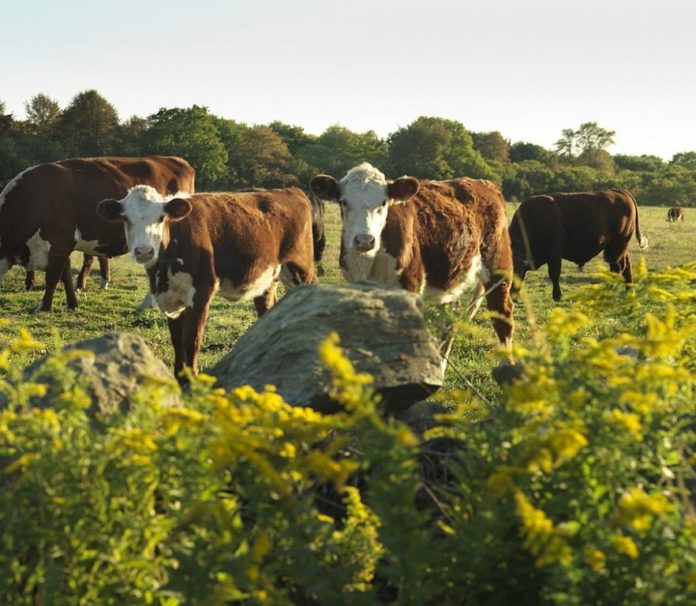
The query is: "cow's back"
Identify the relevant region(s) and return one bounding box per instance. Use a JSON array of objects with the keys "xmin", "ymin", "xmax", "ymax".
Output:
[
  {"xmin": 551, "ymin": 190, "xmax": 636, "ymax": 264},
  {"xmin": 0, "ymin": 156, "xmax": 195, "ymax": 259},
  {"xmin": 414, "ymin": 177, "xmax": 508, "ymax": 264},
  {"xmin": 164, "ymin": 187, "xmax": 314, "ymax": 283},
  {"xmin": 384, "ymin": 177, "xmax": 510, "ymax": 292}
]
